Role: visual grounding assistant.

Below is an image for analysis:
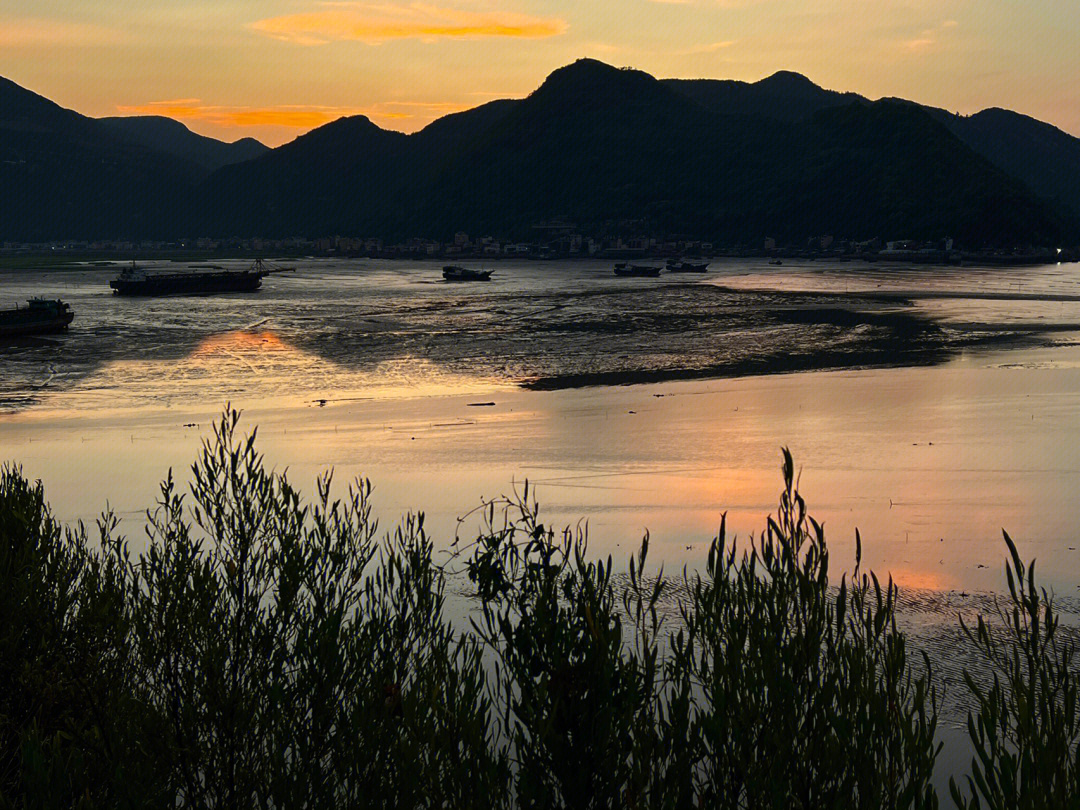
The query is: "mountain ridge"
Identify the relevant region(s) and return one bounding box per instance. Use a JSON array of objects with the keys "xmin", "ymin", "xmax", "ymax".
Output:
[
  {"xmin": 98, "ymin": 115, "xmax": 268, "ymax": 173},
  {"xmin": 2, "ymin": 62, "xmax": 1078, "ymax": 244}
]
